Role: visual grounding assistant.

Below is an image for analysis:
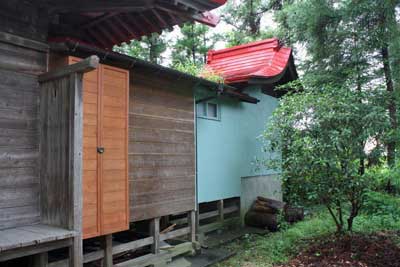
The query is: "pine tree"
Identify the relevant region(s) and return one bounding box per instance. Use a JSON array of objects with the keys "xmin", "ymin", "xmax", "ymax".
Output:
[
  {"xmin": 114, "ymin": 32, "xmax": 167, "ymax": 64},
  {"xmin": 171, "ymin": 22, "xmax": 219, "ymax": 67},
  {"xmin": 276, "ymin": 0, "xmax": 400, "ymax": 171},
  {"xmin": 221, "ymin": 0, "xmax": 281, "ymax": 46}
]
